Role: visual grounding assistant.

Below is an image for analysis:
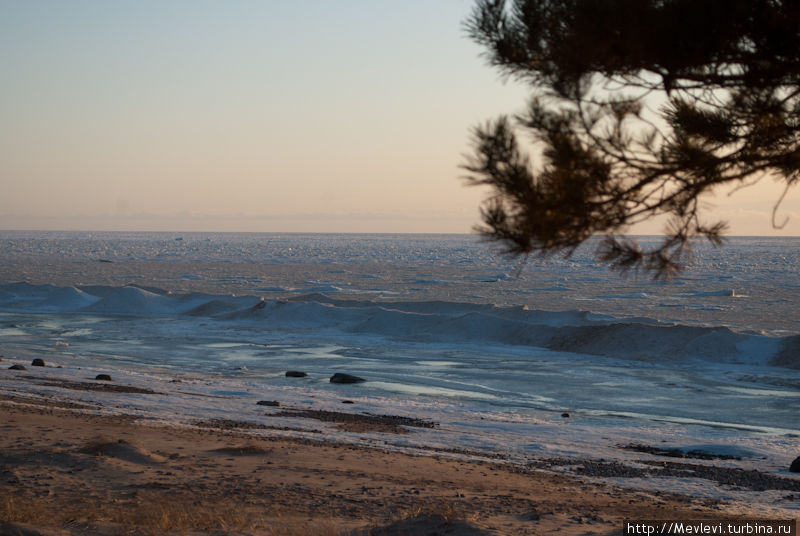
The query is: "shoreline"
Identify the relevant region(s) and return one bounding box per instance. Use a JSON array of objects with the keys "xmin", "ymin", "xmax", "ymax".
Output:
[
  {"xmin": 1, "ymin": 360, "xmax": 799, "ymax": 534},
  {"xmin": 1, "ymin": 401, "xmax": 738, "ymax": 536},
  {"xmin": 3, "ymin": 379, "xmax": 799, "ymax": 535}
]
